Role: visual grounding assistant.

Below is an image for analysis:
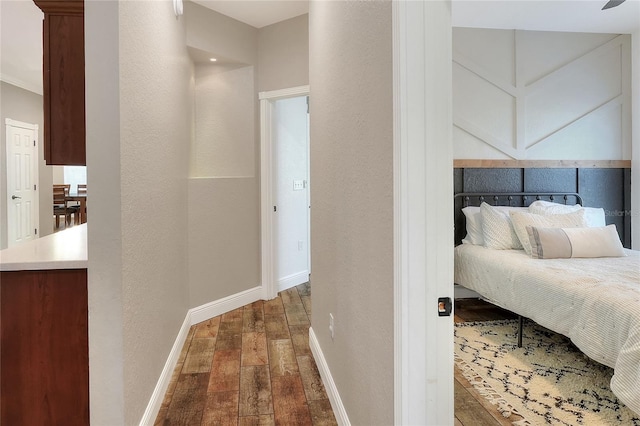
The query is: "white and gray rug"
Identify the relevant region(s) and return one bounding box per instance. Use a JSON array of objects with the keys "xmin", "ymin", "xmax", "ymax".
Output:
[{"xmin": 455, "ymin": 319, "xmax": 640, "ymax": 425}]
